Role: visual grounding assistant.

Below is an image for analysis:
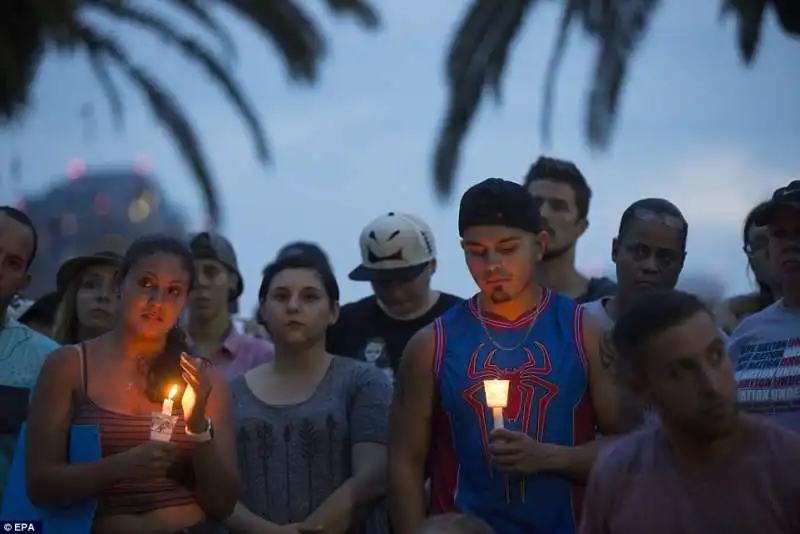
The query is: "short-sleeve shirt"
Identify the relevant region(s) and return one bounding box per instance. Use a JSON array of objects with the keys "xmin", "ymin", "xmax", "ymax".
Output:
[
  {"xmin": 0, "ymin": 318, "xmax": 59, "ymax": 502},
  {"xmin": 327, "ymin": 293, "xmax": 461, "ymax": 382},
  {"xmin": 187, "ymin": 325, "xmax": 274, "ymax": 381},
  {"xmin": 579, "ymin": 416, "xmax": 800, "ymax": 534},
  {"xmin": 727, "ymin": 299, "xmax": 800, "ymax": 433},
  {"xmin": 231, "ymin": 356, "xmax": 392, "ymax": 533}
]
